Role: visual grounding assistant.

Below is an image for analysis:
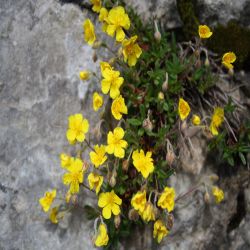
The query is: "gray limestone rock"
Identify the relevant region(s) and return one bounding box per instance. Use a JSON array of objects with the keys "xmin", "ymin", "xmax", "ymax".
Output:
[
  {"xmin": 0, "ymin": 0, "xmax": 99, "ymax": 249},
  {"xmin": 126, "ymin": 0, "xmax": 250, "ymax": 29}
]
